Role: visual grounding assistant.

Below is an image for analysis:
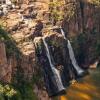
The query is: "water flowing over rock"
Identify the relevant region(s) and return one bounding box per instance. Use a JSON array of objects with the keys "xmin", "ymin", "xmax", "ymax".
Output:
[
  {"xmin": 34, "ymin": 33, "xmax": 88, "ymax": 97},
  {"xmin": 60, "ymin": 28, "xmax": 87, "ymax": 77},
  {"xmin": 62, "ymin": 0, "xmax": 100, "ymax": 67}
]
